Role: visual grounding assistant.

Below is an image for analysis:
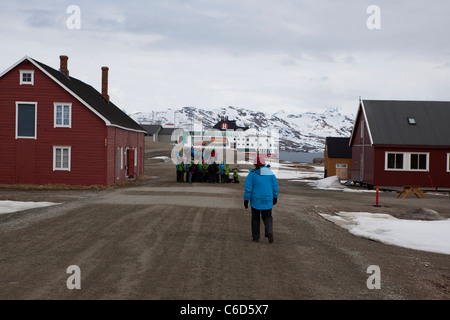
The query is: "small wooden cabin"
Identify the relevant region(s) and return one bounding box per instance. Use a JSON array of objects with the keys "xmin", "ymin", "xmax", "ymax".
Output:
[{"xmin": 324, "ymin": 137, "xmax": 352, "ymax": 180}]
